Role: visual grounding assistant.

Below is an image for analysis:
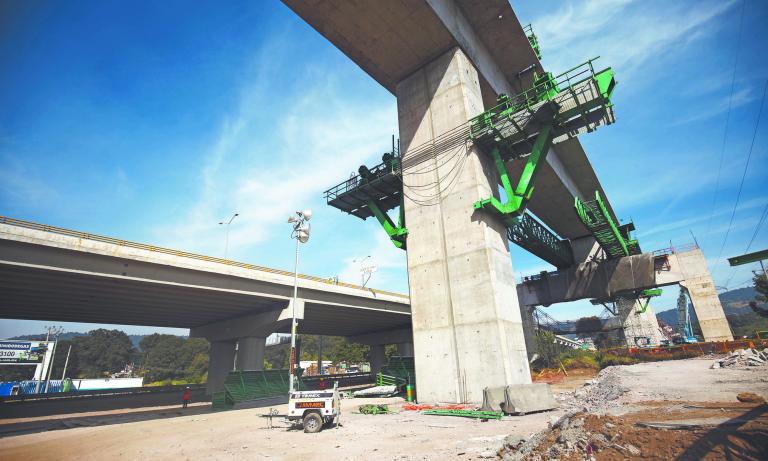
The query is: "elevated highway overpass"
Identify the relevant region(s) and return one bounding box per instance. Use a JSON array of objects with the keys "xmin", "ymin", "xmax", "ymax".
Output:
[{"xmin": 0, "ymin": 216, "xmax": 411, "ymax": 393}]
